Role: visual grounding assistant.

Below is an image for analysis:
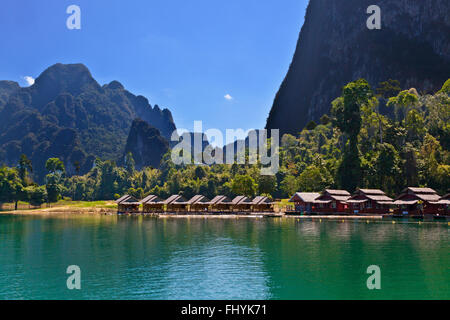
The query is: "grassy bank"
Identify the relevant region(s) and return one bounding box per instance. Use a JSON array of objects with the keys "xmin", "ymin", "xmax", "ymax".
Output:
[
  {"xmin": 0, "ymin": 199, "xmax": 291, "ymax": 216},
  {"xmin": 0, "ymin": 200, "xmax": 117, "ymax": 215}
]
